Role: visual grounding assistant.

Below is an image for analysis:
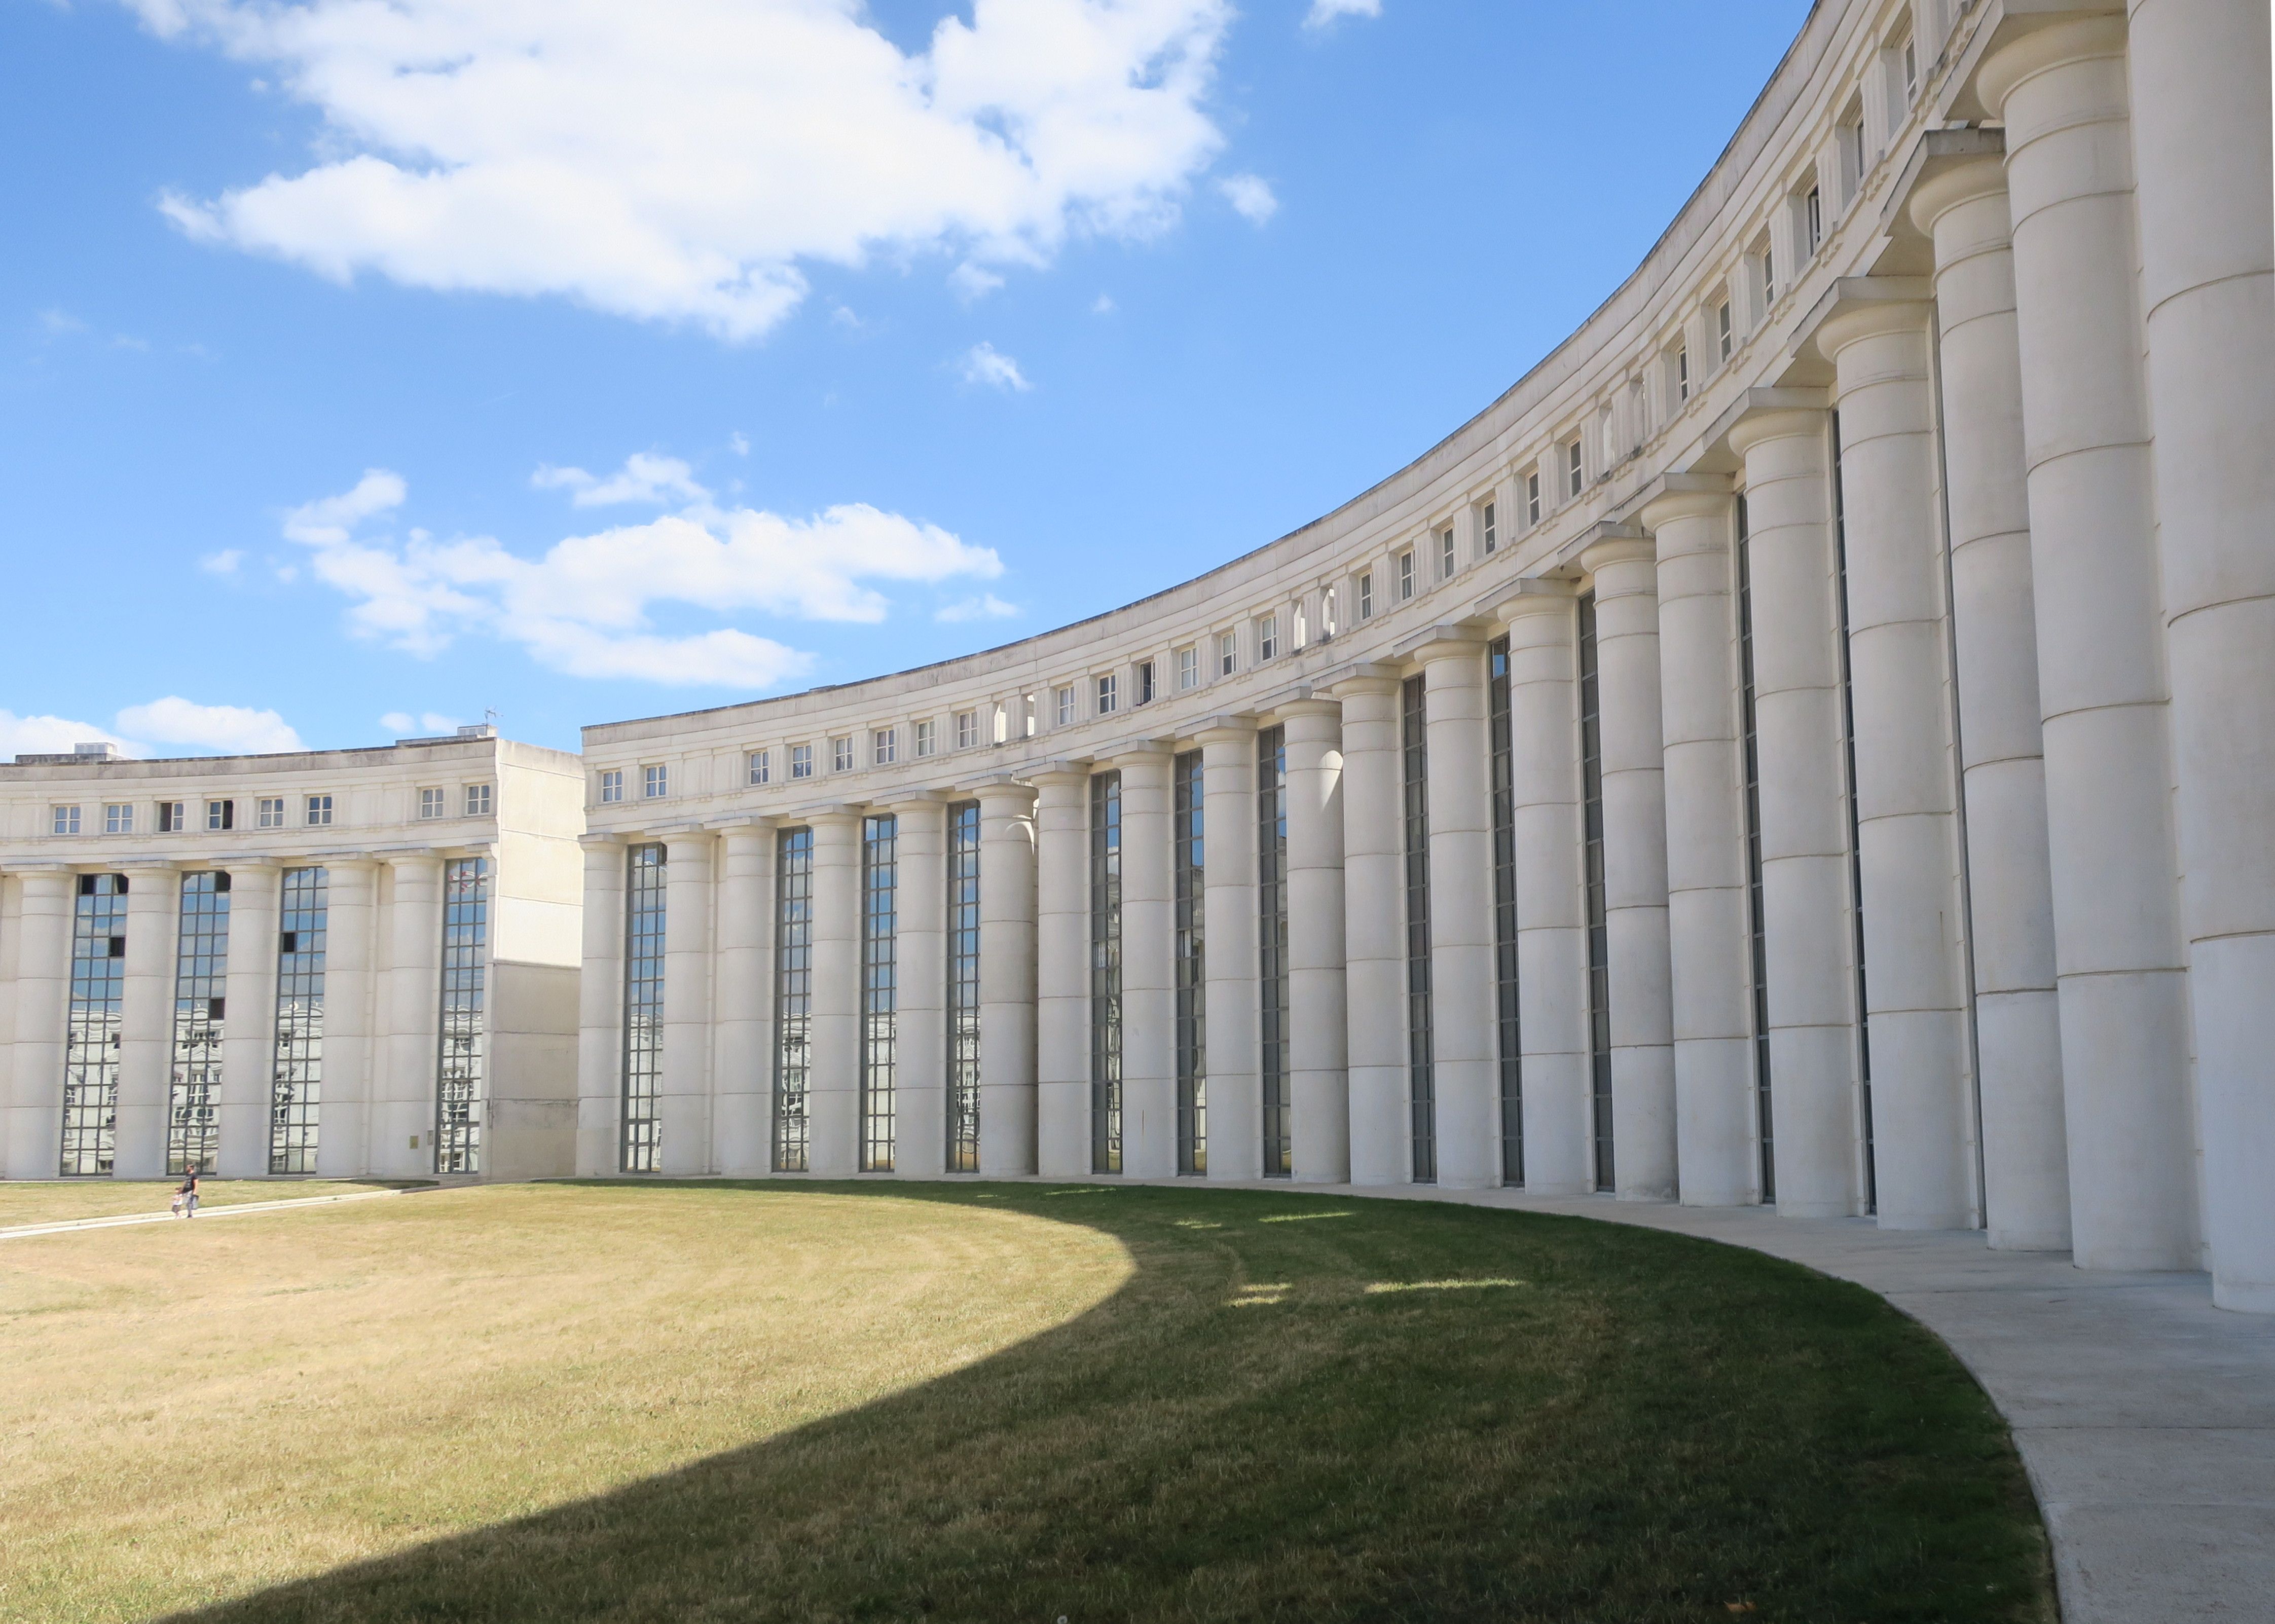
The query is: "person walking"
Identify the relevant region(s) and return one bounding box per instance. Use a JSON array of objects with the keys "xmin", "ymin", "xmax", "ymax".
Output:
[{"xmin": 175, "ymin": 1171, "xmax": 200, "ymax": 1219}]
